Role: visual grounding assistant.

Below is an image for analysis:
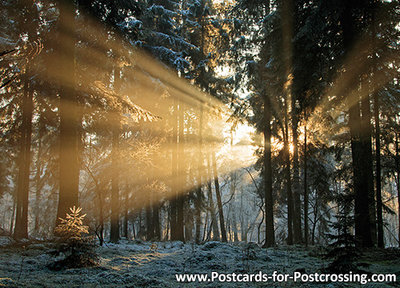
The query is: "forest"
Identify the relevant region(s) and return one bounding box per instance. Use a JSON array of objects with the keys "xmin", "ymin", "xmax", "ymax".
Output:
[{"xmin": 0, "ymin": 0, "xmax": 400, "ymax": 287}]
